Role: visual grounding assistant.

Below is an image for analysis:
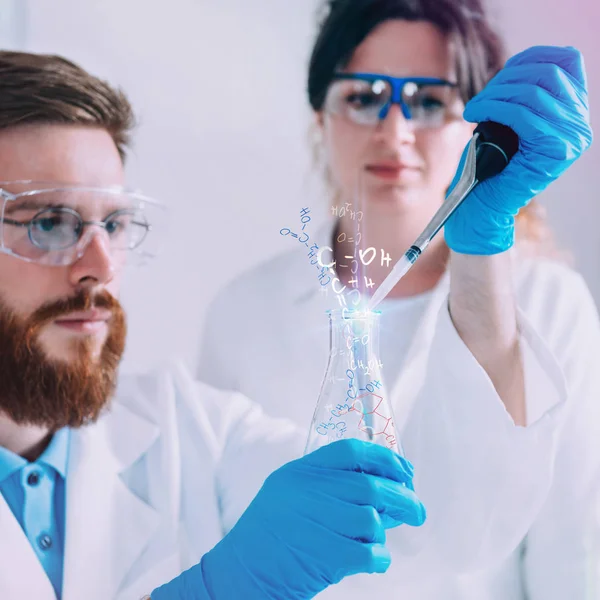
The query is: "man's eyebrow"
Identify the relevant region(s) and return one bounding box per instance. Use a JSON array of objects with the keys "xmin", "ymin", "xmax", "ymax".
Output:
[{"xmin": 4, "ymin": 200, "xmax": 68, "ymax": 215}]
